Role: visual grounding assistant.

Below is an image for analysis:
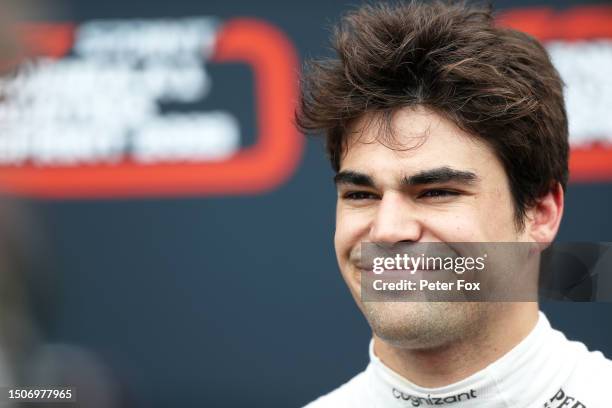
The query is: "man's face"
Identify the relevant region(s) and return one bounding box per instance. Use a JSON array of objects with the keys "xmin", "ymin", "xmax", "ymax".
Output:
[{"xmin": 334, "ymin": 106, "xmax": 530, "ymax": 348}]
